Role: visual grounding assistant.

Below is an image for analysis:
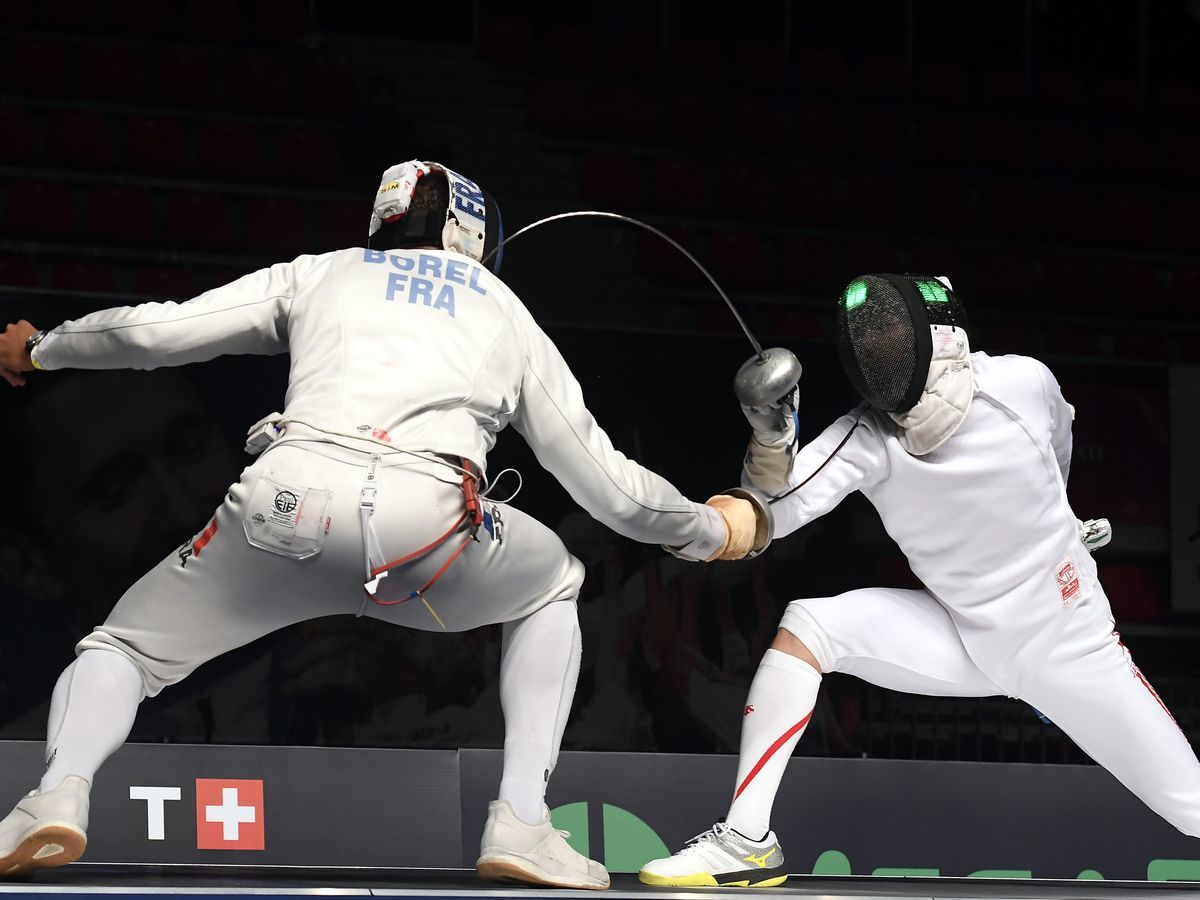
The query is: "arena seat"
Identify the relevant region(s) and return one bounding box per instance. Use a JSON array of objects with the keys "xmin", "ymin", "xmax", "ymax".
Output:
[
  {"xmin": 148, "ymin": 50, "xmax": 224, "ymax": 107},
  {"xmin": 89, "ymin": 185, "xmax": 154, "ymax": 244},
  {"xmin": 7, "ymin": 181, "xmax": 79, "ymax": 237},
  {"xmin": 165, "ymin": 191, "xmax": 233, "ymax": 247},
  {"xmin": 244, "ymin": 196, "xmax": 311, "ymax": 253},
  {"xmin": 580, "ymin": 155, "xmax": 642, "ymax": 209},
  {"xmin": 0, "ymin": 106, "xmax": 37, "ymax": 164},
  {"xmin": 1041, "ymin": 188, "xmax": 1101, "ymax": 242},
  {"xmin": 276, "ymin": 126, "xmax": 342, "ymax": 181},
  {"xmin": 133, "ymin": 264, "xmax": 196, "ymax": 298},
  {"xmin": 79, "ymin": 44, "xmax": 147, "ymax": 100},
  {"xmin": 46, "ymin": 108, "xmax": 116, "ymax": 168},
  {"xmin": 121, "ymin": 115, "xmax": 190, "ymax": 173},
  {"xmin": 0, "ymin": 255, "xmax": 38, "ymax": 287},
  {"xmin": 50, "ymin": 259, "xmax": 119, "ymax": 293},
  {"xmin": 197, "ymin": 120, "xmax": 266, "ymax": 178}
]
